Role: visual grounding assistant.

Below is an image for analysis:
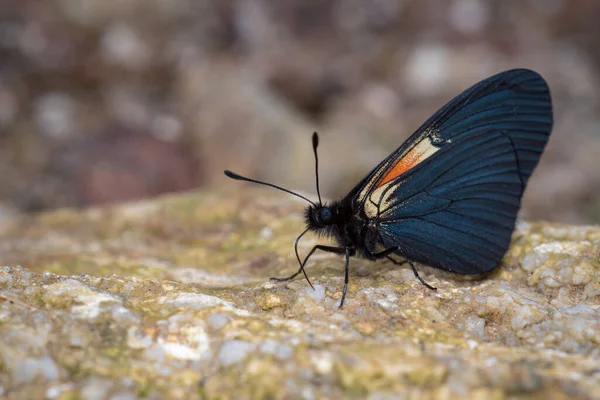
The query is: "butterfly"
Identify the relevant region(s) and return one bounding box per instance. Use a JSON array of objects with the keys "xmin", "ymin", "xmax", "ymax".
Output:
[{"xmin": 225, "ymin": 69, "xmax": 553, "ymax": 307}]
